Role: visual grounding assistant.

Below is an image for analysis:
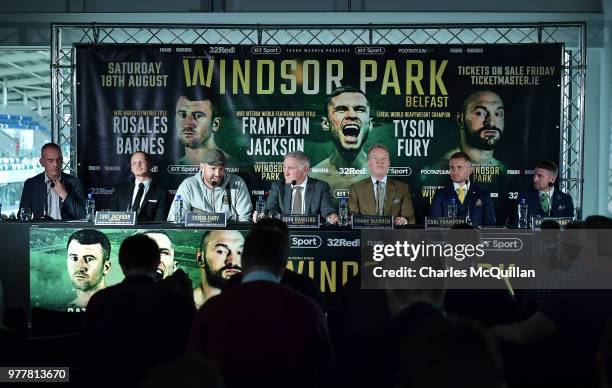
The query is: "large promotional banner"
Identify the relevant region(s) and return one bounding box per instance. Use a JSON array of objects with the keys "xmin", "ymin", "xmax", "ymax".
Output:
[
  {"xmin": 77, "ymin": 43, "xmax": 562, "ymax": 223},
  {"xmin": 30, "ymin": 227, "xmax": 359, "ymax": 312}
]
